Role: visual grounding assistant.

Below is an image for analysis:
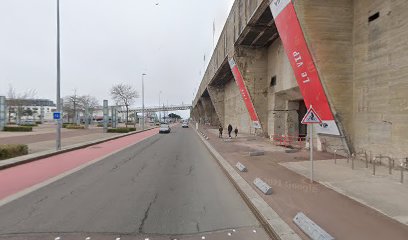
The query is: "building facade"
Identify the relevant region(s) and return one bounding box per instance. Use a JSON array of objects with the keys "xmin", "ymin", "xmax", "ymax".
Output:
[{"xmin": 192, "ymin": 0, "xmax": 408, "ymax": 158}]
